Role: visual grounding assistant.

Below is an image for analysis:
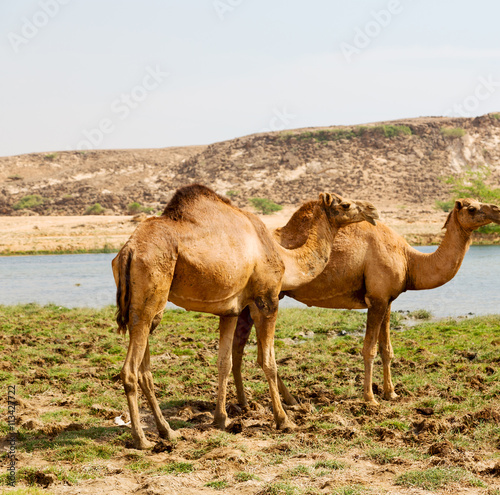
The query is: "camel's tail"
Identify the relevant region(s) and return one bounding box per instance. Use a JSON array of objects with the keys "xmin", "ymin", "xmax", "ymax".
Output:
[{"xmin": 114, "ymin": 248, "xmax": 133, "ymax": 335}]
